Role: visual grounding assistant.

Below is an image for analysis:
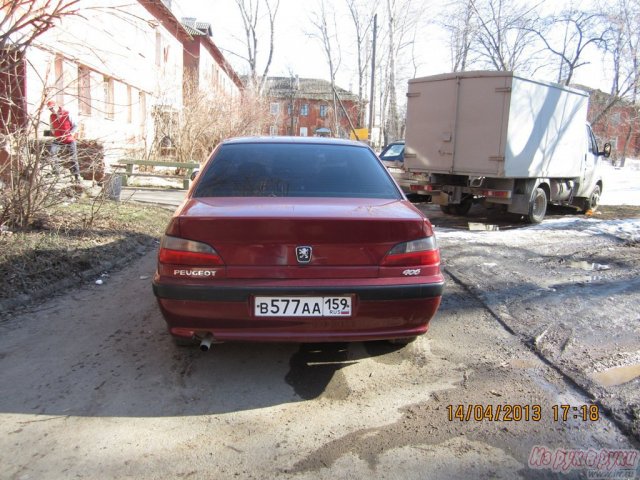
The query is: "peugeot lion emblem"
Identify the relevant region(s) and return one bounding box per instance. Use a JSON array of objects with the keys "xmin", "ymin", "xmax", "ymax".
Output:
[{"xmin": 296, "ymin": 246, "xmax": 312, "ymax": 264}]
